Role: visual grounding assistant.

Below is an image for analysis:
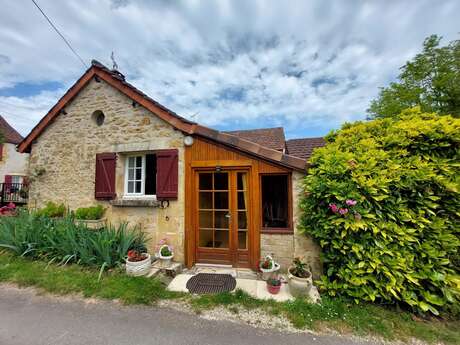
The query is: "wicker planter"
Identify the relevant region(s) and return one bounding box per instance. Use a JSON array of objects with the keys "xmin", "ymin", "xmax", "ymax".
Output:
[
  {"xmin": 126, "ymin": 253, "xmax": 151, "ymax": 276},
  {"xmin": 287, "ymin": 266, "xmax": 312, "ymax": 298},
  {"xmin": 74, "ymin": 218, "xmax": 106, "ymax": 230}
]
